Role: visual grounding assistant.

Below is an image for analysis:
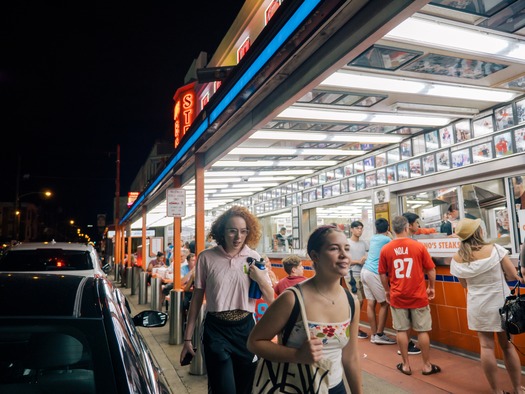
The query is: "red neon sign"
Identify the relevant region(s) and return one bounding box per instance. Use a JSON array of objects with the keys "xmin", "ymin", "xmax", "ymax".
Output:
[
  {"xmin": 173, "ymin": 82, "xmax": 196, "ymax": 148},
  {"xmin": 265, "ymin": 0, "xmax": 281, "ymax": 25},
  {"xmin": 237, "ymin": 37, "xmax": 251, "ymax": 63}
]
